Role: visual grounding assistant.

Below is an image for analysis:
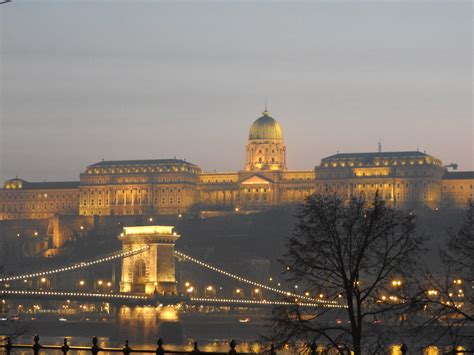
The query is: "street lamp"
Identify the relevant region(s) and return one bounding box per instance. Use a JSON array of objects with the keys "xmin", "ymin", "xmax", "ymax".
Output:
[
  {"xmin": 39, "ymin": 277, "xmax": 48, "ymax": 290},
  {"xmin": 79, "ymin": 280, "xmax": 85, "ymax": 287},
  {"xmin": 205, "ymin": 286, "xmax": 216, "ymax": 298},
  {"xmin": 186, "ymin": 286, "xmax": 195, "ymax": 296},
  {"xmin": 252, "ymin": 288, "xmax": 262, "ymax": 300},
  {"xmin": 391, "ymin": 280, "xmax": 402, "ymax": 287},
  {"xmin": 233, "ymin": 288, "xmax": 243, "ymax": 298}
]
